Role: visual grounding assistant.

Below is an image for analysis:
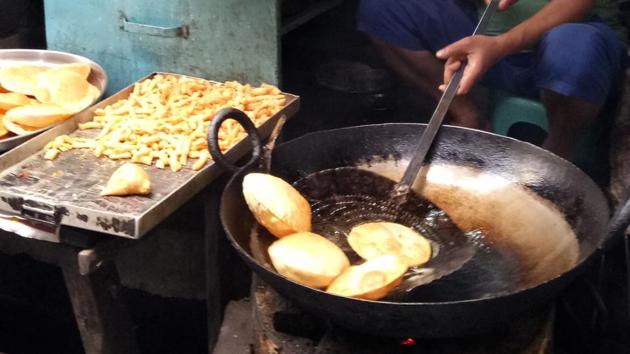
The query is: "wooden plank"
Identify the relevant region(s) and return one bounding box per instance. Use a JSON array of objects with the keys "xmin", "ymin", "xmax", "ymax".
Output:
[{"xmin": 61, "ymin": 260, "xmax": 140, "ymax": 354}]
